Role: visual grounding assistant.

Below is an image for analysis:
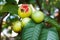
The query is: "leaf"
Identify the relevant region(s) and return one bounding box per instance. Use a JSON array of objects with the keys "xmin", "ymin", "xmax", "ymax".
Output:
[
  {"xmin": 54, "ymin": 0, "xmax": 60, "ymax": 9},
  {"xmin": 0, "ymin": 0, "xmax": 2, "ymax": 2},
  {"xmin": 39, "ymin": 27, "xmax": 59, "ymax": 40},
  {"xmin": 58, "ymin": 30, "xmax": 60, "ymax": 40},
  {"xmin": 0, "ymin": 0, "xmax": 4, "ymax": 2},
  {"xmin": 1, "ymin": 3, "xmax": 18, "ymax": 15},
  {"xmin": 6, "ymin": 15, "xmax": 19, "ymax": 25},
  {"xmin": 23, "ymin": 20, "xmax": 36, "ymax": 28},
  {"xmin": 26, "ymin": 0, "xmax": 36, "ymax": 4},
  {"xmin": 22, "ymin": 21, "xmax": 43, "ymax": 40},
  {"xmin": 15, "ymin": 33, "xmax": 21, "ymax": 40},
  {"xmin": 50, "ymin": 0, "xmax": 60, "ymax": 9},
  {"xmin": 6, "ymin": 0, "xmax": 17, "ymax": 4},
  {"xmin": 41, "ymin": 0, "xmax": 51, "ymax": 11},
  {"xmin": 44, "ymin": 16, "xmax": 60, "ymax": 30}
]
